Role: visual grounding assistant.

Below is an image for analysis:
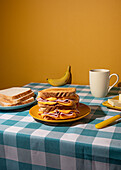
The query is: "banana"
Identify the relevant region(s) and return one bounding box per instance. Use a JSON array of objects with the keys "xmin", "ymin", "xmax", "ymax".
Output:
[{"xmin": 47, "ymin": 66, "xmax": 72, "ymax": 86}]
